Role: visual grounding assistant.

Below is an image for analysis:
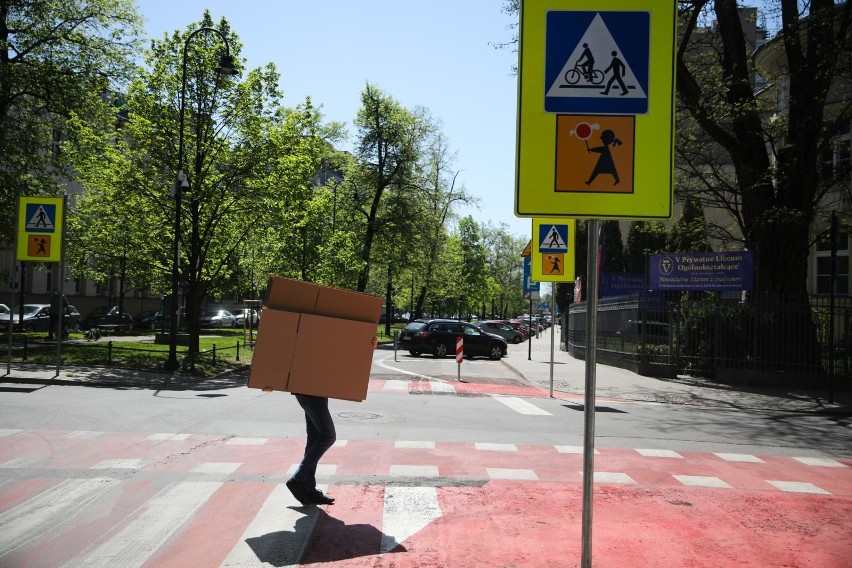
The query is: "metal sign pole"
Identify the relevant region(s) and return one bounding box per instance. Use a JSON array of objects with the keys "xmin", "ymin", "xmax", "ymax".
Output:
[
  {"xmin": 54, "ymin": 195, "xmax": 68, "ymax": 376},
  {"xmin": 549, "ymin": 297, "xmax": 555, "ymax": 397},
  {"xmin": 581, "ymin": 219, "xmax": 599, "ymax": 568}
]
